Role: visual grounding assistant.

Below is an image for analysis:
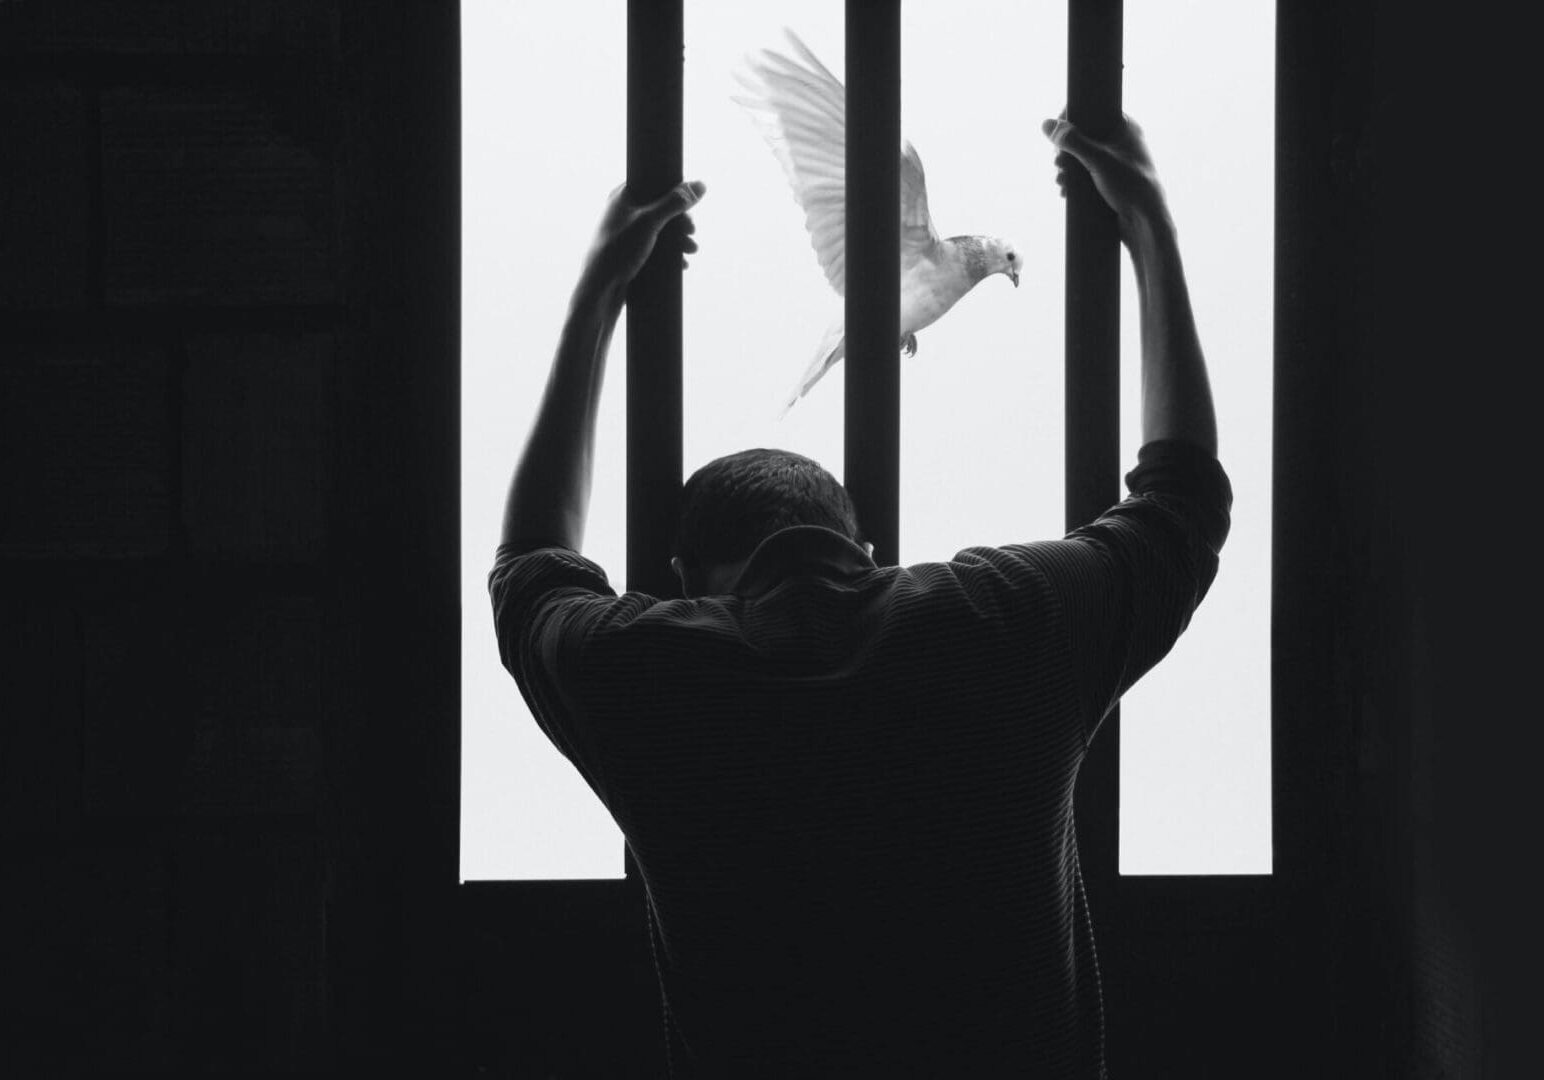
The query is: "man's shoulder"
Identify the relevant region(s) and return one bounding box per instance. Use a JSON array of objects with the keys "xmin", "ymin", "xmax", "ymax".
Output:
[{"xmin": 489, "ymin": 542, "xmax": 613, "ymax": 601}]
